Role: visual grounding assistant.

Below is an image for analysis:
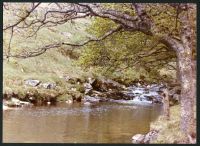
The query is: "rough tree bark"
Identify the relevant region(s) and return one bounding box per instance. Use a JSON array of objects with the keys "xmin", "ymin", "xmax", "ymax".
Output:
[
  {"xmin": 162, "ymin": 88, "xmax": 170, "ymax": 120},
  {"xmin": 176, "ymin": 44, "xmax": 195, "ymax": 136},
  {"xmin": 178, "ymin": 4, "xmax": 196, "ymax": 137},
  {"xmin": 176, "ymin": 57, "xmax": 181, "ymax": 84},
  {"xmin": 149, "ymin": 4, "xmax": 196, "ymax": 138}
]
